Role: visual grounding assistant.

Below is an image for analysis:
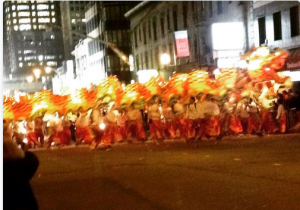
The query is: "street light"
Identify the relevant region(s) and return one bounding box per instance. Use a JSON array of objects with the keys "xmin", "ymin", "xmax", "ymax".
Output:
[
  {"xmin": 45, "ymin": 66, "xmax": 52, "ymax": 74},
  {"xmin": 26, "ymin": 76, "xmax": 34, "ymax": 83},
  {"xmin": 33, "ymin": 69, "xmax": 41, "ymax": 79},
  {"xmin": 160, "ymin": 53, "xmax": 171, "ymax": 65}
]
